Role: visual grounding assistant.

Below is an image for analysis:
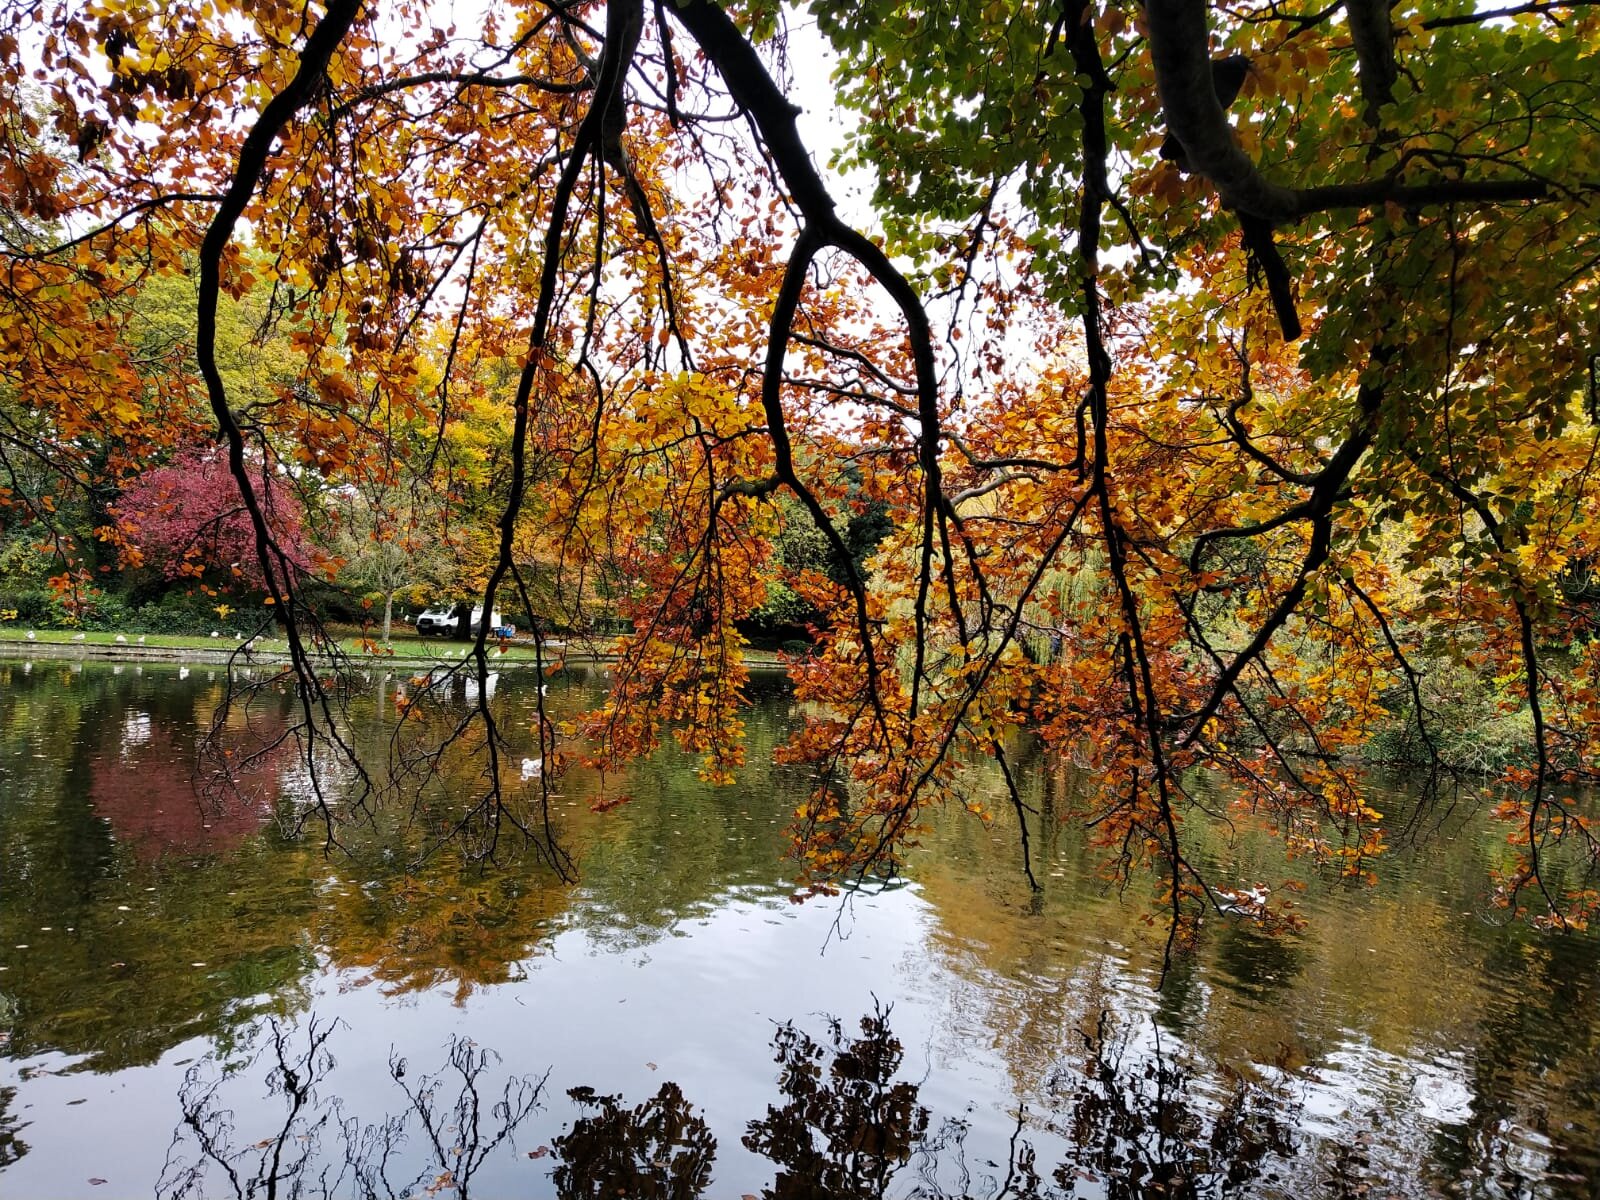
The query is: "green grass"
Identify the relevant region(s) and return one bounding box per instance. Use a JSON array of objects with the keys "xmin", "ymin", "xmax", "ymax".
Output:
[
  {"xmin": 1, "ymin": 626, "xmax": 555, "ymax": 662},
  {"xmin": 0, "ymin": 625, "xmax": 786, "ymax": 667},
  {"xmin": 2, "ymin": 629, "xmax": 234, "ymax": 649}
]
